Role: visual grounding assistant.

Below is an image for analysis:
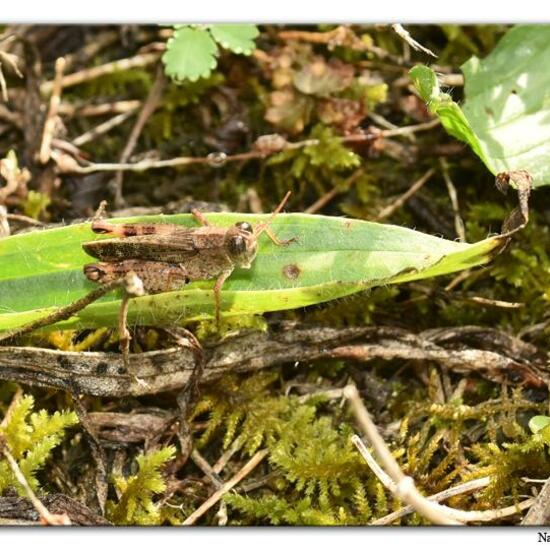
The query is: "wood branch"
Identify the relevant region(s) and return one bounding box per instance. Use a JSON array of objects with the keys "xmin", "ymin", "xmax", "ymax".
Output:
[{"xmin": 0, "ymin": 324, "xmax": 547, "ymax": 397}]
